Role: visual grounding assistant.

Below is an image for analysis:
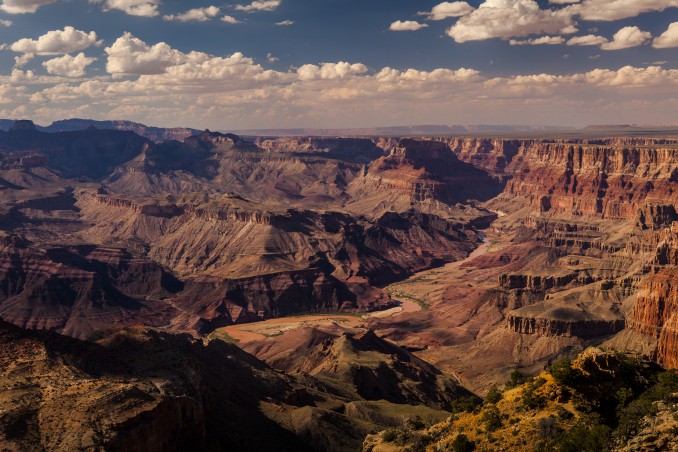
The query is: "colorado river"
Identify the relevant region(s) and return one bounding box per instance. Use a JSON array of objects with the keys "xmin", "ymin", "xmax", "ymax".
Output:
[{"xmin": 215, "ymin": 236, "xmax": 491, "ymax": 345}]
